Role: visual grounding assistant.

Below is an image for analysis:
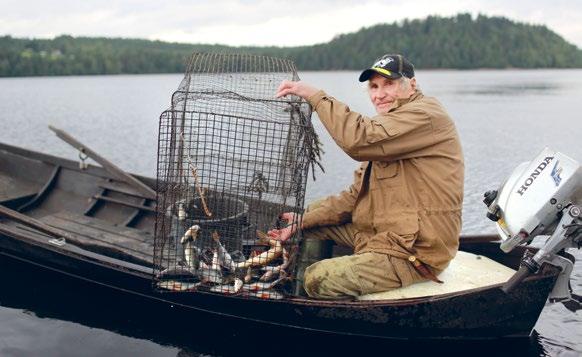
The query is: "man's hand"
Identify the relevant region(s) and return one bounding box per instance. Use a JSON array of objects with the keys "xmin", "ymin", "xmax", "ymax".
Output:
[
  {"xmin": 267, "ymin": 212, "xmax": 302, "ymax": 242},
  {"xmin": 275, "ymin": 80, "xmax": 319, "ymax": 100}
]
